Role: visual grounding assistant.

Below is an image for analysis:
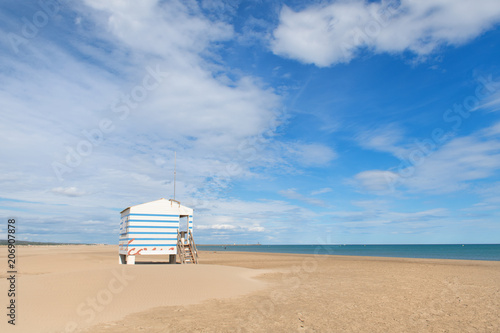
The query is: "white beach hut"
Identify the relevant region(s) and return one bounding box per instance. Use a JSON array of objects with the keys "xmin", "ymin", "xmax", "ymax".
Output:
[{"xmin": 119, "ymin": 198, "xmax": 198, "ymax": 265}]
